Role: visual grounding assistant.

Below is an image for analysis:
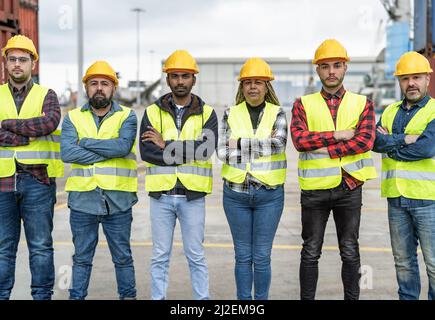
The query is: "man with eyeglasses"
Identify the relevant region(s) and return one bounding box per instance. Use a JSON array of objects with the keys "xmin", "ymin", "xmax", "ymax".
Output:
[{"xmin": 0, "ymin": 35, "xmax": 63, "ymax": 300}]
